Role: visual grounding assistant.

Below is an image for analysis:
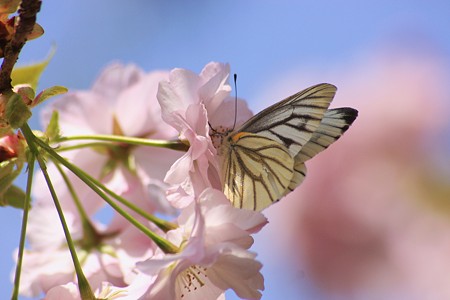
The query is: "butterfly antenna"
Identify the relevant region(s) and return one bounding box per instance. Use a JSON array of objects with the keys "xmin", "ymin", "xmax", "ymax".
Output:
[{"xmin": 232, "ymin": 73, "xmax": 238, "ymax": 131}]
